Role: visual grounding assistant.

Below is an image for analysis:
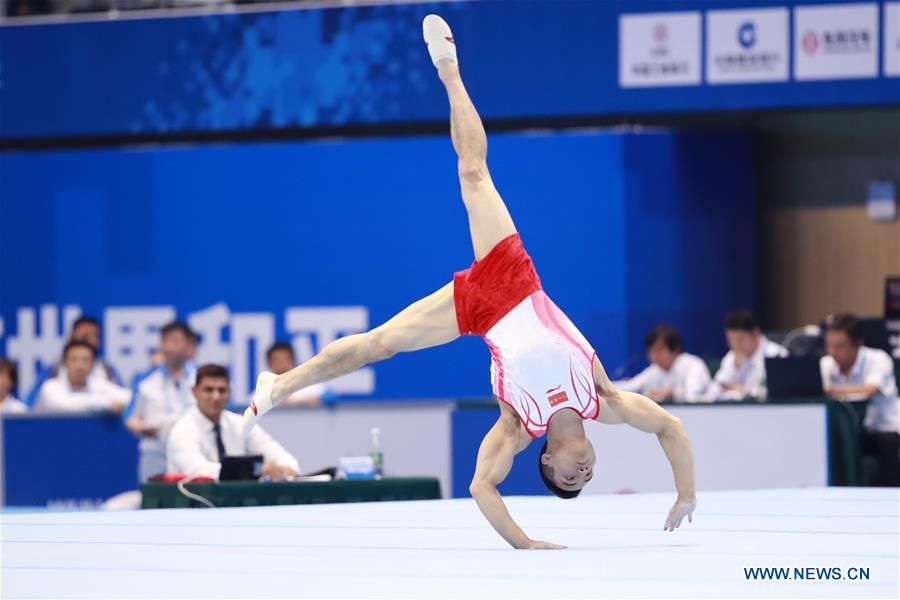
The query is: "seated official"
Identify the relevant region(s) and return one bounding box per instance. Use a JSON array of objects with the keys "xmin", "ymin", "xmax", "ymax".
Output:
[
  {"xmin": 25, "ymin": 316, "xmax": 121, "ymax": 407},
  {"xmin": 711, "ymin": 309, "xmax": 788, "ymax": 400},
  {"xmin": 820, "ymin": 313, "xmax": 899, "ymax": 486},
  {"xmin": 0, "ymin": 358, "xmax": 27, "ymax": 414},
  {"xmin": 167, "ymin": 363, "xmax": 300, "ymax": 480},
  {"xmin": 615, "ymin": 325, "xmax": 711, "ymax": 403},
  {"xmin": 32, "ymin": 341, "xmax": 129, "ymax": 414}
]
